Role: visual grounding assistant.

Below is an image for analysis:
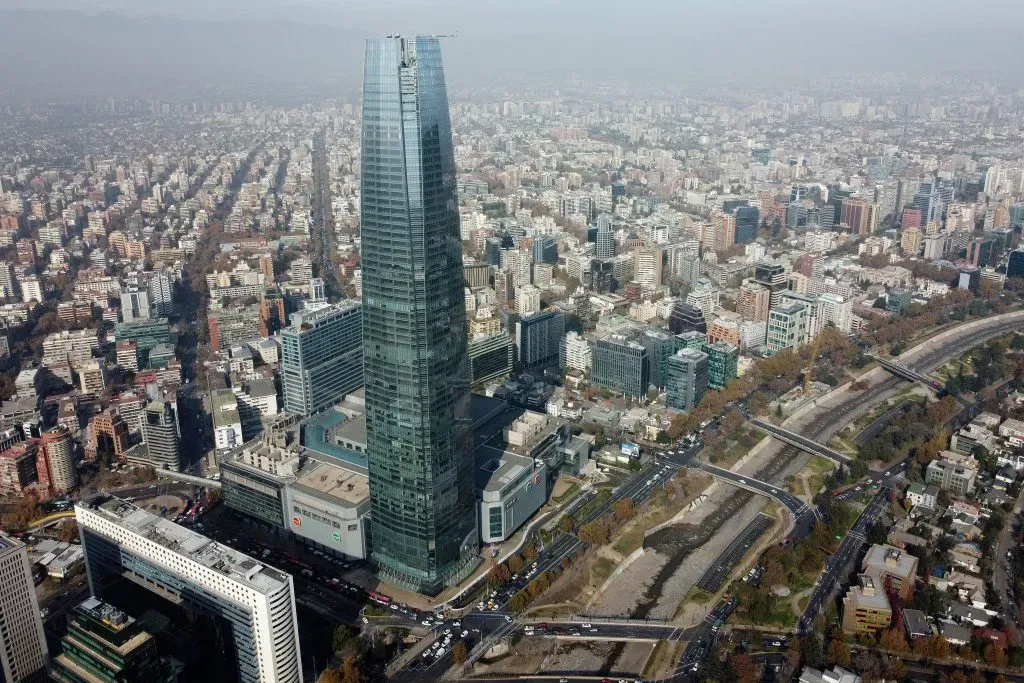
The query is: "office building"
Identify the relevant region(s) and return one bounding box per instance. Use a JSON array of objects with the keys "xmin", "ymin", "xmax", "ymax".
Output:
[
  {"xmin": 675, "ymin": 330, "xmax": 707, "ymax": 351},
  {"xmin": 590, "ymin": 335, "xmax": 649, "ymax": 399},
  {"xmin": 668, "ymin": 301, "xmax": 706, "ymax": 335},
  {"xmin": 468, "ymin": 332, "xmax": 513, "ymax": 384},
  {"xmin": 705, "ymin": 341, "xmax": 738, "ymax": 390},
  {"xmin": 1008, "ymin": 248, "xmax": 1024, "ymax": 279},
  {"xmin": 120, "ymin": 288, "xmax": 150, "ymax": 322},
  {"xmin": 360, "ymin": 36, "xmax": 478, "ymax": 592},
  {"xmin": 966, "ymin": 237, "xmax": 995, "ymax": 267},
  {"xmin": 515, "ymin": 311, "xmax": 565, "ymax": 371},
  {"xmin": 666, "ymin": 348, "xmax": 708, "ymax": 411},
  {"xmin": 840, "ymin": 198, "xmax": 877, "ymax": 236},
  {"xmin": 50, "ymin": 597, "xmax": 173, "ymax": 683},
  {"xmin": 0, "ymin": 532, "xmax": 46, "ymax": 683},
  {"xmin": 643, "ymin": 329, "xmax": 677, "ymax": 389},
  {"xmin": 902, "ymin": 206, "xmax": 922, "ymax": 228},
  {"xmin": 925, "ymin": 456, "xmax": 978, "ymax": 495},
  {"xmin": 588, "ymin": 259, "xmax": 615, "ymax": 293},
  {"xmin": 594, "ymin": 214, "xmax": 615, "ymax": 259},
  {"xmin": 77, "ymin": 497, "xmax": 302, "ymax": 682},
  {"xmin": 39, "ymin": 425, "xmax": 76, "ymax": 496},
  {"xmin": 912, "ymin": 183, "xmax": 943, "ymax": 225},
  {"xmin": 140, "ymin": 401, "xmax": 181, "ymax": 472},
  {"xmin": 767, "ymin": 301, "xmax": 809, "ymax": 354},
  {"xmin": 734, "ymin": 205, "xmax": 760, "ymax": 245},
  {"xmin": 114, "ymin": 319, "xmax": 171, "ymax": 366},
  {"xmin": 532, "ymin": 235, "xmax": 557, "ymax": 265},
  {"xmin": 754, "ymin": 261, "xmax": 788, "ymax": 308},
  {"xmin": 463, "ymin": 261, "xmax": 490, "ymax": 289},
  {"xmin": 281, "ymin": 301, "xmax": 363, "ymax": 417}
]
